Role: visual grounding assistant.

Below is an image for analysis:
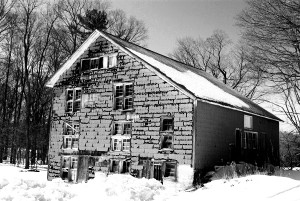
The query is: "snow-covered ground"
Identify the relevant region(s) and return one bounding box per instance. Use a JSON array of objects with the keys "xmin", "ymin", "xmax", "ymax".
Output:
[{"xmin": 1, "ymin": 164, "xmax": 300, "ymax": 201}]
